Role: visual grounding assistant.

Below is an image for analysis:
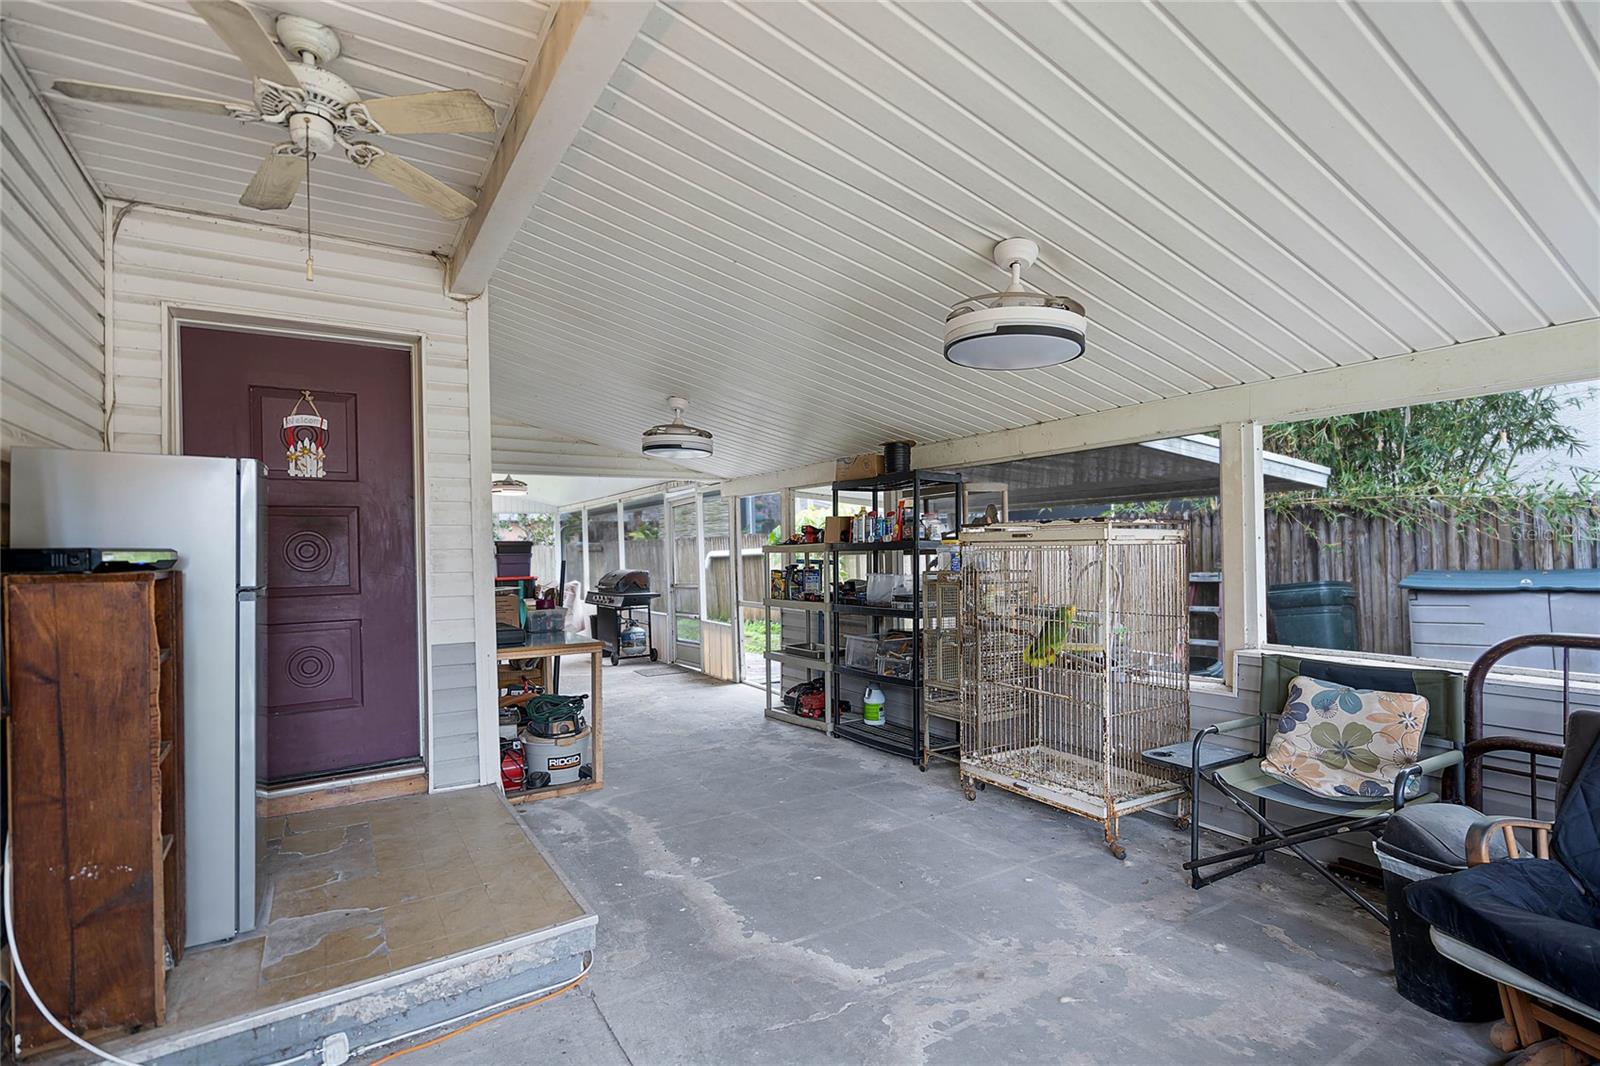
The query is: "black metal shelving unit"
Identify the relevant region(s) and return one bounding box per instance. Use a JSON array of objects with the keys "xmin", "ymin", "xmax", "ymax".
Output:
[{"xmin": 827, "ymin": 469, "xmax": 963, "ymax": 760}]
